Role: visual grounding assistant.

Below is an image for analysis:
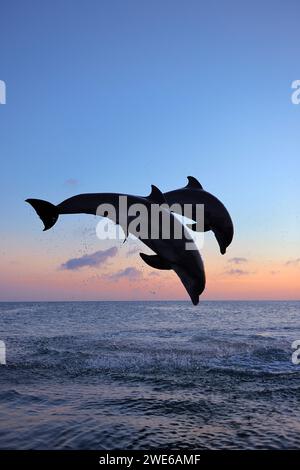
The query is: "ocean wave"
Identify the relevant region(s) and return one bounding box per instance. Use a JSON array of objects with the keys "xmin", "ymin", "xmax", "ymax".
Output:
[
  {"xmin": 1, "ymin": 301, "xmax": 300, "ymax": 450},
  {"xmin": 1, "ymin": 337, "xmax": 295, "ymax": 380}
]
